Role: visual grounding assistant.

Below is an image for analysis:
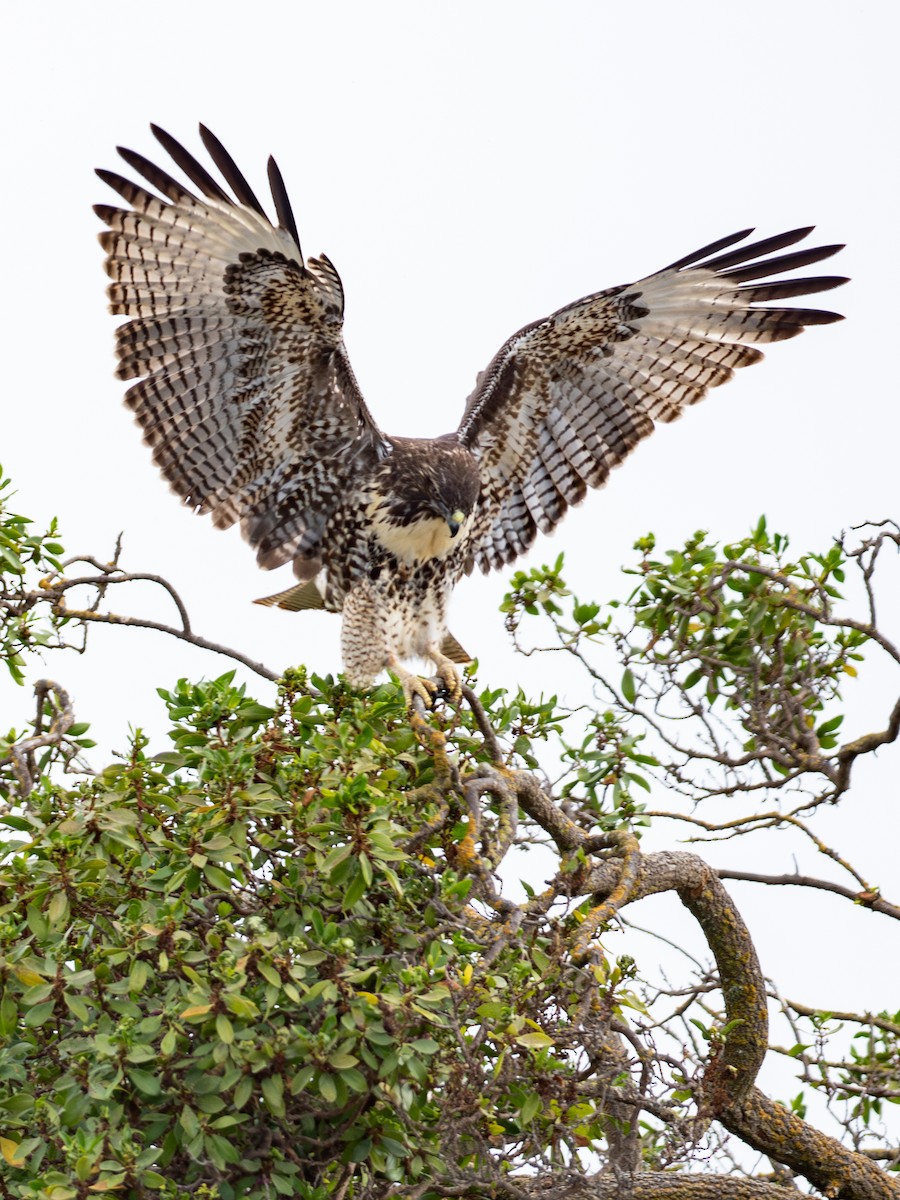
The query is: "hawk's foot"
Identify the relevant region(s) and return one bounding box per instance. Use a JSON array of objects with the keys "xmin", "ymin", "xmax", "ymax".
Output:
[
  {"xmin": 389, "ymin": 662, "xmax": 440, "ymax": 709},
  {"xmin": 426, "ymin": 648, "xmax": 463, "ymax": 704}
]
